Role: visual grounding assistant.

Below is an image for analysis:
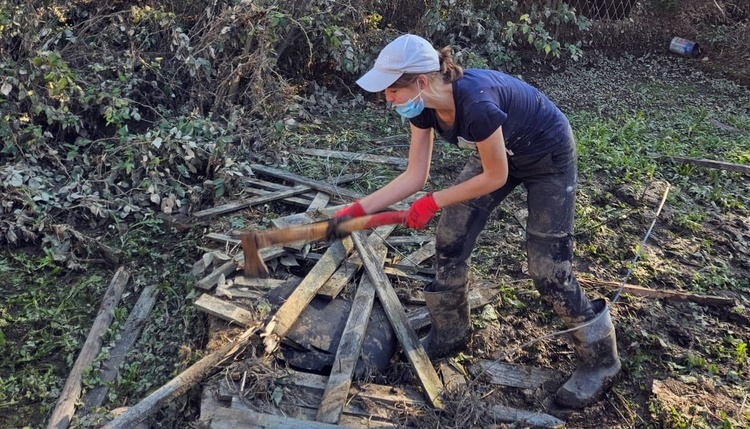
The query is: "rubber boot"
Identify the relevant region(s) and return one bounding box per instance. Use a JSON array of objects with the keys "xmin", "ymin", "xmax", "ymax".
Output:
[
  {"xmin": 555, "ymin": 299, "xmax": 621, "ymax": 408},
  {"xmin": 419, "ymin": 282, "xmax": 471, "ymax": 359}
]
